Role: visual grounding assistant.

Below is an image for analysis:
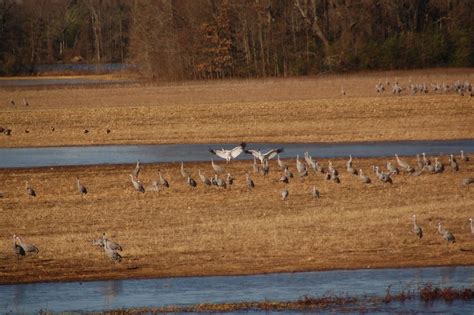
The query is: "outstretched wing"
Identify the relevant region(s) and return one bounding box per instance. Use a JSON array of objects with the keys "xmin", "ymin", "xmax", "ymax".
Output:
[
  {"xmin": 209, "ymin": 148, "xmax": 230, "ymax": 160},
  {"xmin": 263, "ymin": 148, "xmax": 284, "ymax": 160},
  {"xmin": 230, "ymin": 142, "xmax": 246, "ymax": 159}
]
